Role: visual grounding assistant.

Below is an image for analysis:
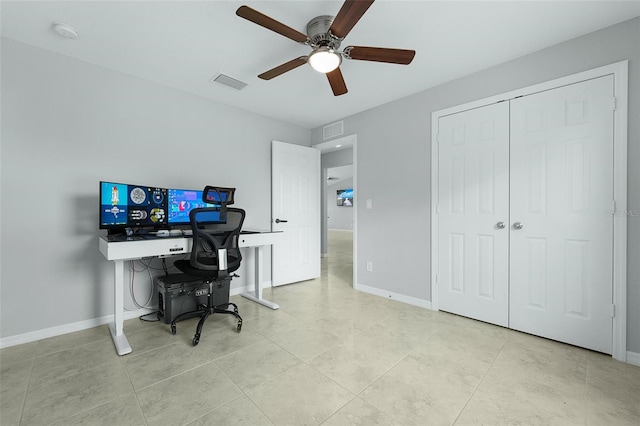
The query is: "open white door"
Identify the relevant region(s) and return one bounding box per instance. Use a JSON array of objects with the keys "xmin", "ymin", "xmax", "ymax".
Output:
[{"xmin": 272, "ymin": 141, "xmax": 321, "ymax": 286}]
